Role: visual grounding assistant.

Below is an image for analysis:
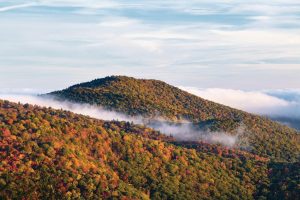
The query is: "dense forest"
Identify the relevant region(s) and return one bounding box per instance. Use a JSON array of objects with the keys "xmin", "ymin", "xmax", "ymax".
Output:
[
  {"xmin": 1, "ymin": 100, "xmax": 299, "ymax": 199},
  {"xmin": 49, "ymin": 76, "xmax": 300, "ymax": 162}
]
